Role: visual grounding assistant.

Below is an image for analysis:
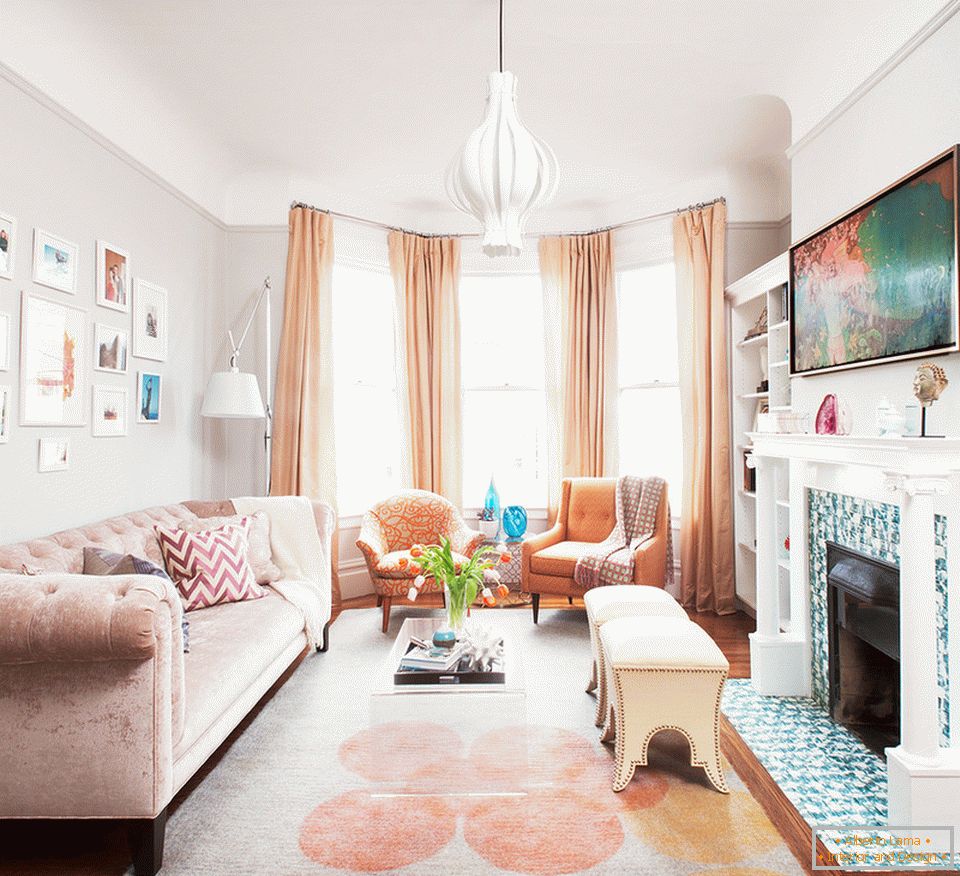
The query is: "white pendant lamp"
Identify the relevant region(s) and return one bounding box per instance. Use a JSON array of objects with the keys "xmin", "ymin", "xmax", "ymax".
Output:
[{"xmin": 445, "ymin": 0, "xmax": 558, "ymax": 257}]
